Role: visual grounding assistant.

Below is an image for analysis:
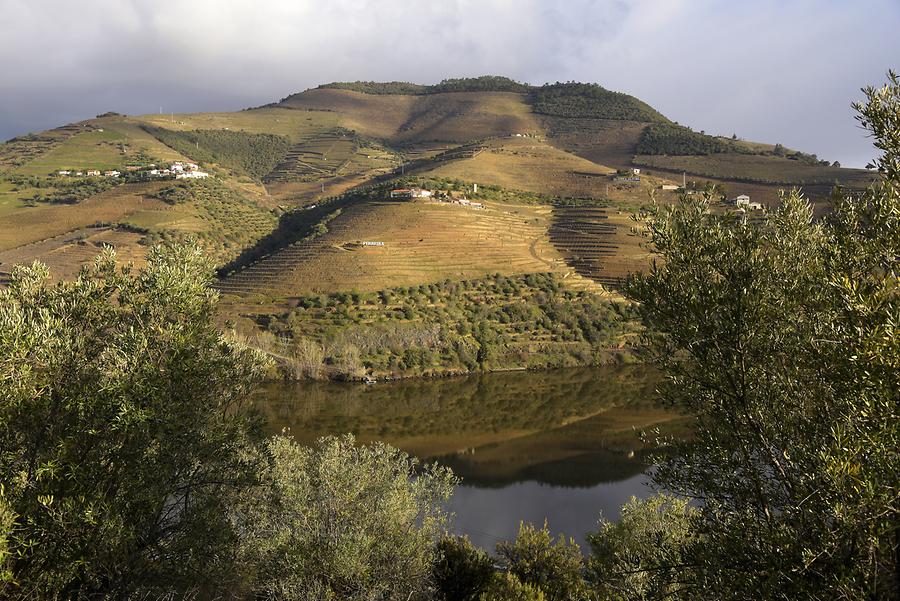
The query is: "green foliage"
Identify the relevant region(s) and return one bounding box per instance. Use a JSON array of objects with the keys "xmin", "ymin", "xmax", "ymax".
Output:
[
  {"xmin": 478, "ymin": 572, "xmax": 545, "ymax": 601},
  {"xmin": 531, "ymin": 83, "xmax": 669, "ymax": 122},
  {"xmin": 263, "ymin": 272, "xmax": 638, "ymax": 379},
  {"xmin": 317, "ymin": 80, "xmax": 428, "ymax": 95},
  {"xmin": 0, "ymin": 245, "xmax": 269, "ymax": 598},
  {"xmin": 433, "ymin": 535, "xmax": 496, "ymax": 601},
  {"xmin": 623, "ymin": 73, "xmax": 900, "ymax": 599},
  {"xmin": 6, "ymin": 173, "xmax": 120, "ymax": 204},
  {"xmin": 427, "ymin": 76, "xmax": 530, "ymax": 94},
  {"xmin": 495, "ymin": 522, "xmax": 586, "ymax": 601},
  {"xmin": 317, "ymin": 76, "xmax": 529, "ymax": 96},
  {"xmin": 636, "ymin": 123, "xmax": 739, "ymax": 155},
  {"xmin": 143, "ymin": 126, "xmax": 291, "ymax": 179},
  {"xmin": 145, "ymin": 178, "xmax": 278, "ymax": 267},
  {"xmin": 0, "ymin": 491, "xmax": 13, "ymax": 585},
  {"xmin": 234, "ymin": 434, "xmax": 456, "ymax": 600},
  {"xmin": 587, "ymin": 495, "xmax": 695, "ymax": 600}
]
